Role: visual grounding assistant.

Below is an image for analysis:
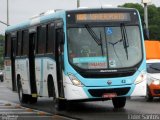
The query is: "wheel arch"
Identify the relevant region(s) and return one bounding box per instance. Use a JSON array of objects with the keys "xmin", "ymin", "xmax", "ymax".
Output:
[
  {"xmin": 47, "ymin": 74, "xmax": 58, "ymax": 98},
  {"xmin": 16, "ymin": 74, "xmax": 21, "ymax": 90}
]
